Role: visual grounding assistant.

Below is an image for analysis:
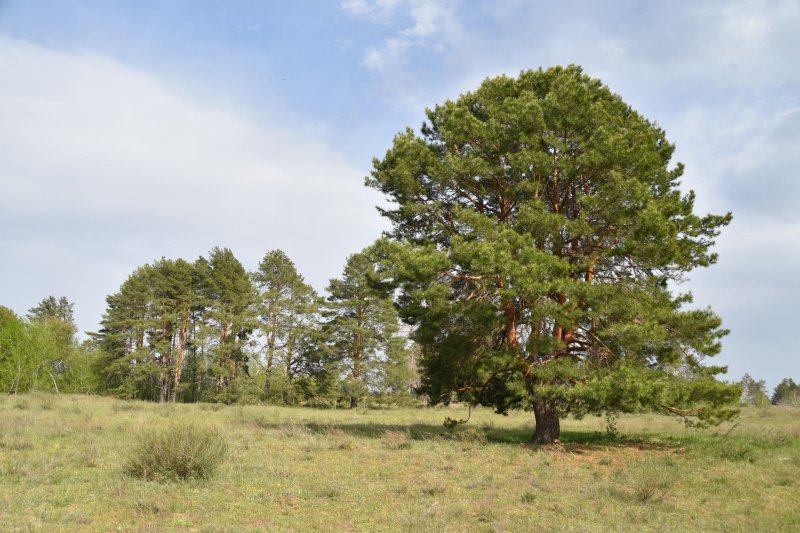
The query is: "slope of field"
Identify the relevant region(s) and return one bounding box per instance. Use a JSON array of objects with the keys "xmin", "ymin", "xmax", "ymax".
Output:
[{"xmin": 1, "ymin": 394, "xmax": 798, "ymax": 532}]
